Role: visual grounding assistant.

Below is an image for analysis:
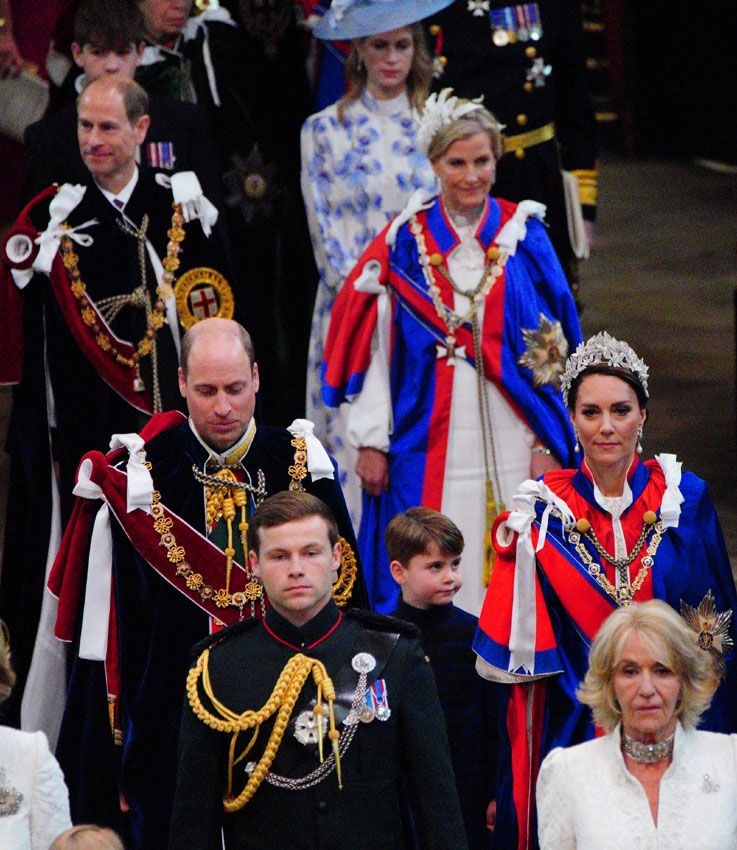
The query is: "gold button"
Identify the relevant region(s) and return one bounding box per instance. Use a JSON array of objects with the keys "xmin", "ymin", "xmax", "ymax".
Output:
[
  {"xmin": 576, "ymin": 518, "xmax": 591, "ymax": 533},
  {"xmin": 526, "ymin": 46, "xmax": 537, "ymax": 58},
  {"xmin": 439, "ymin": 55, "xmax": 447, "ymax": 66},
  {"xmin": 429, "ymin": 24, "xmax": 441, "ymax": 36},
  {"xmin": 643, "ymin": 510, "xmax": 657, "ymax": 526},
  {"xmin": 524, "ymin": 81, "xmax": 533, "ymax": 92},
  {"xmin": 515, "ymin": 148, "xmax": 525, "ymax": 159},
  {"xmin": 429, "ymin": 253, "xmax": 443, "ymax": 266},
  {"xmin": 487, "ymin": 246, "xmax": 500, "ymax": 260},
  {"xmin": 516, "ymin": 114, "xmax": 527, "ymax": 126}
]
